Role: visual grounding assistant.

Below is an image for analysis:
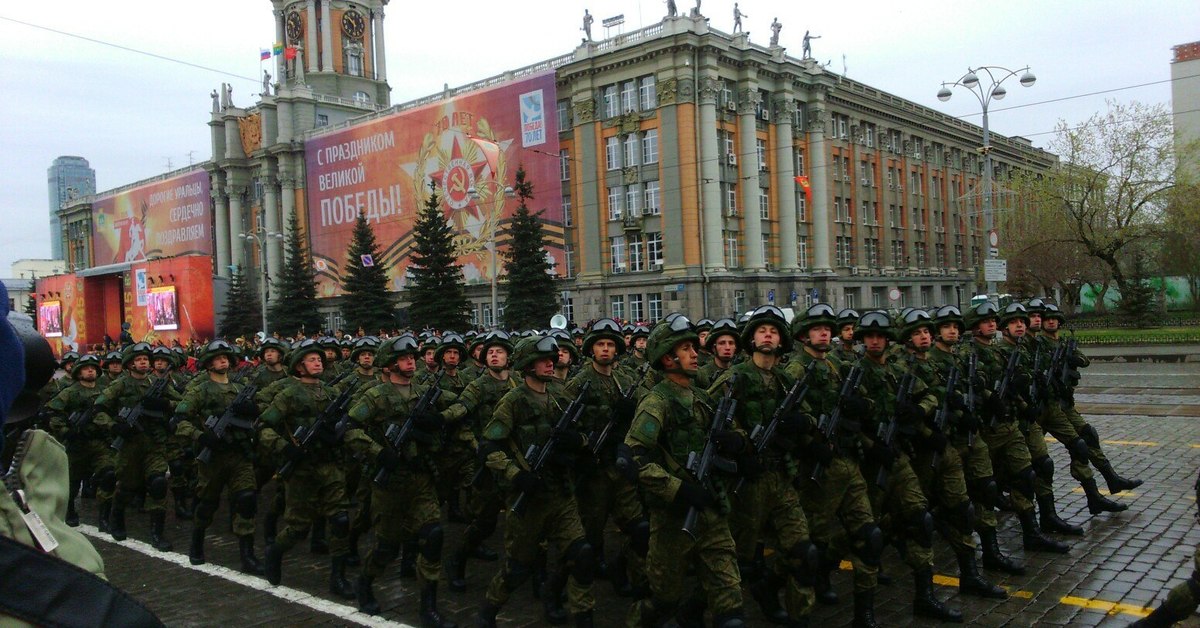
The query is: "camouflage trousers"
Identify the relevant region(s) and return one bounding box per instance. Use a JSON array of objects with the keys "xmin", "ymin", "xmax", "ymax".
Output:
[
  {"xmin": 66, "ymin": 438, "xmax": 116, "ymax": 507},
  {"xmin": 1157, "ymin": 545, "xmax": 1200, "ymax": 619},
  {"xmin": 113, "ymin": 434, "xmax": 169, "ymax": 513},
  {"xmin": 865, "ymin": 450, "xmax": 932, "ymax": 572},
  {"xmin": 274, "ymin": 461, "xmax": 349, "ymax": 557},
  {"xmin": 1040, "ymin": 402, "xmax": 1107, "ymax": 484},
  {"xmin": 577, "ymin": 465, "xmax": 647, "ymax": 588},
  {"xmin": 193, "ymin": 449, "xmax": 256, "ymax": 536},
  {"xmin": 365, "ymin": 470, "xmax": 442, "ymax": 583},
  {"xmin": 485, "ymin": 492, "xmax": 594, "ymax": 613},
  {"xmin": 729, "ymin": 468, "xmax": 815, "ymax": 618},
  {"xmin": 982, "ymin": 420, "xmax": 1034, "ymax": 514},
  {"xmin": 954, "ymin": 437, "xmax": 999, "ymax": 529},
  {"xmin": 913, "ymin": 443, "xmax": 974, "ymax": 553},
  {"xmin": 799, "ymin": 456, "xmax": 878, "ymax": 592}
]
